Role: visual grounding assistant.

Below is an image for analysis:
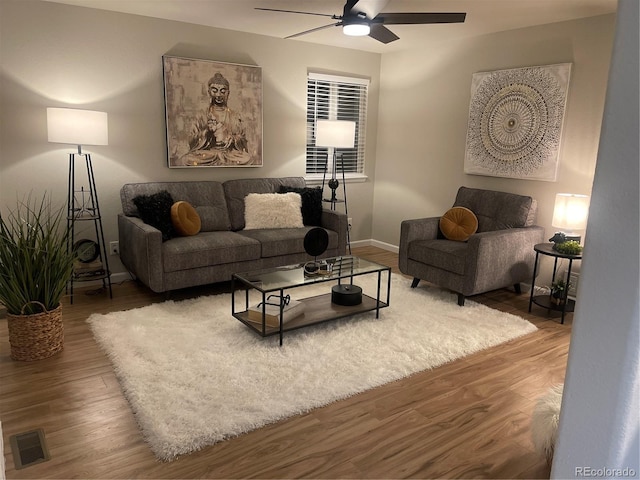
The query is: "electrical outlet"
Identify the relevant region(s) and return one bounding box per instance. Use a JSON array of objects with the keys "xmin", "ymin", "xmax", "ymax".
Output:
[{"xmin": 109, "ymin": 241, "xmax": 119, "ymax": 256}]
